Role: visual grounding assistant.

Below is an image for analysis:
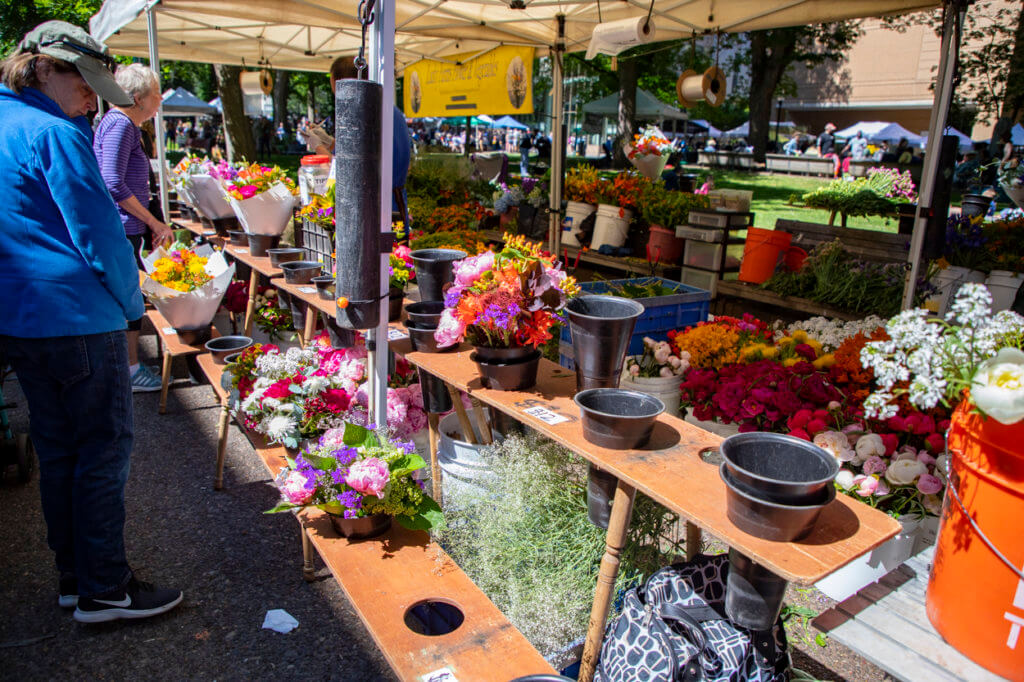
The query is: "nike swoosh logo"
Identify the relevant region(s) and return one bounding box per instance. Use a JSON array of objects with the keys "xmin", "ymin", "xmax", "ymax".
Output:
[{"xmin": 93, "ymin": 595, "xmax": 131, "ymax": 607}]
